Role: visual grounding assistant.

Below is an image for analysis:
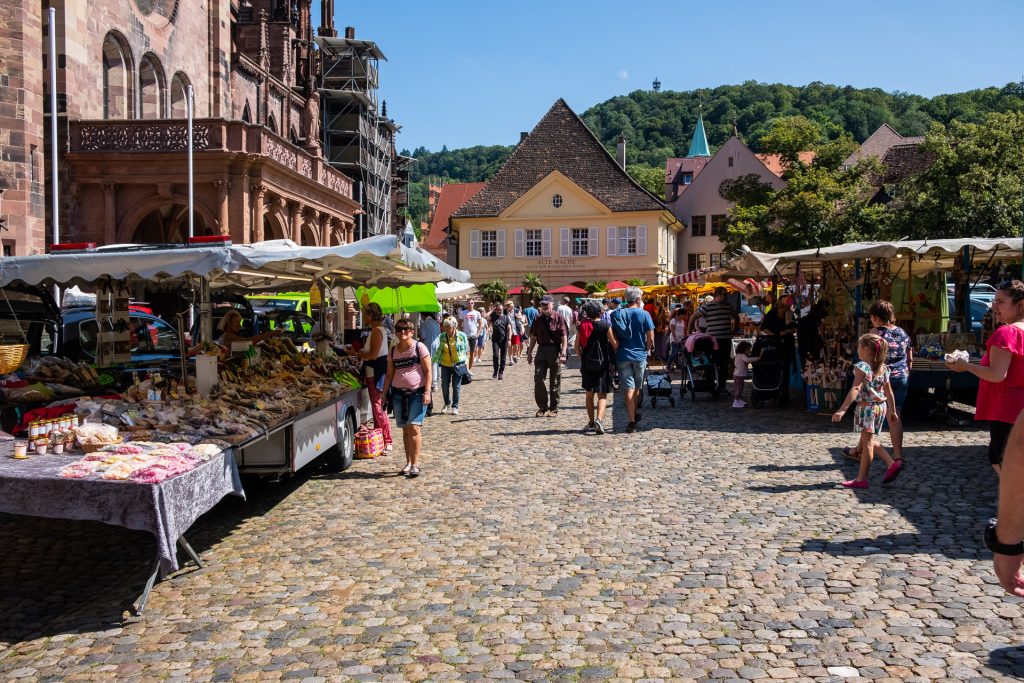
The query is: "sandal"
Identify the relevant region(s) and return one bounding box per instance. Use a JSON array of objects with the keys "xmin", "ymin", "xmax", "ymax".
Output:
[
  {"xmin": 842, "ymin": 447, "xmax": 860, "ymax": 461},
  {"xmin": 407, "ymin": 466, "xmax": 420, "ymax": 478},
  {"xmin": 382, "ymin": 444, "xmax": 394, "ymax": 457},
  {"xmin": 401, "ymin": 463, "xmax": 412, "ymax": 475},
  {"xmin": 547, "ymin": 409, "xmax": 558, "ymax": 417},
  {"xmin": 536, "ymin": 409, "xmax": 548, "ymax": 417}
]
